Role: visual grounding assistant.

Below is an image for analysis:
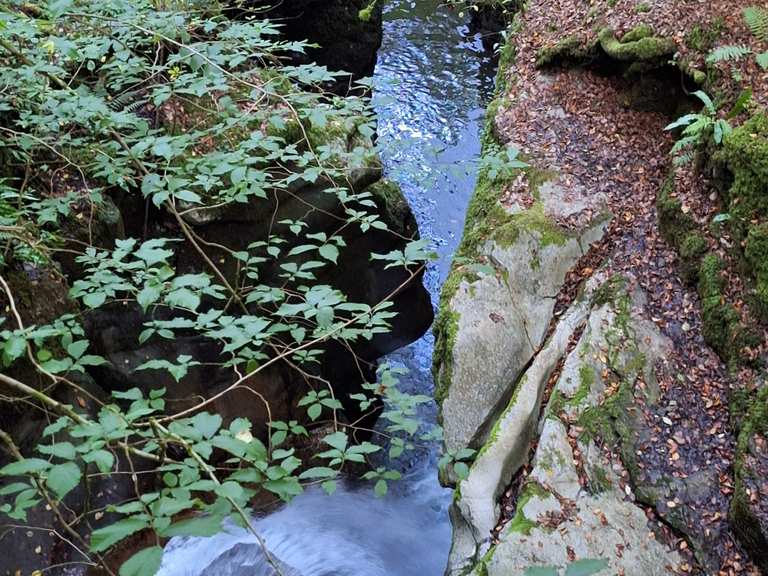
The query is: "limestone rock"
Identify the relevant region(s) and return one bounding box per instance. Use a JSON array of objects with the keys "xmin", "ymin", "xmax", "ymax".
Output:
[{"xmin": 436, "ymin": 189, "xmax": 608, "ymax": 457}]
